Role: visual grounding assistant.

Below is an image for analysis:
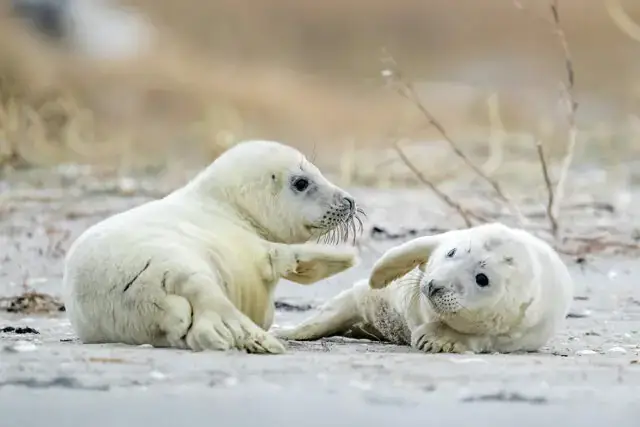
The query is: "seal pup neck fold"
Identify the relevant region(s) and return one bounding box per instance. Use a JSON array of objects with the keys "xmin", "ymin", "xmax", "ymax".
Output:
[{"xmin": 170, "ymin": 182, "xmax": 286, "ymax": 244}]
